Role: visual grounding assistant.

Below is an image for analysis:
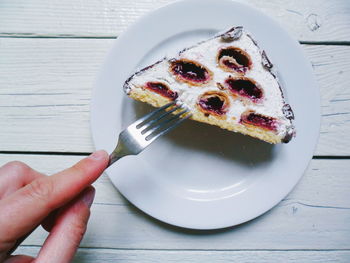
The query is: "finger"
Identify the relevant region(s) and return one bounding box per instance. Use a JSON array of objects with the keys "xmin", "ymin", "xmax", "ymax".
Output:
[
  {"xmin": 36, "ymin": 187, "xmax": 95, "ymax": 263},
  {"xmin": 0, "ymin": 161, "xmax": 45, "ymax": 199},
  {"xmin": 4, "ymin": 255, "xmax": 34, "ymax": 263},
  {"xmin": 0, "ymin": 150, "xmax": 108, "ymax": 244}
]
